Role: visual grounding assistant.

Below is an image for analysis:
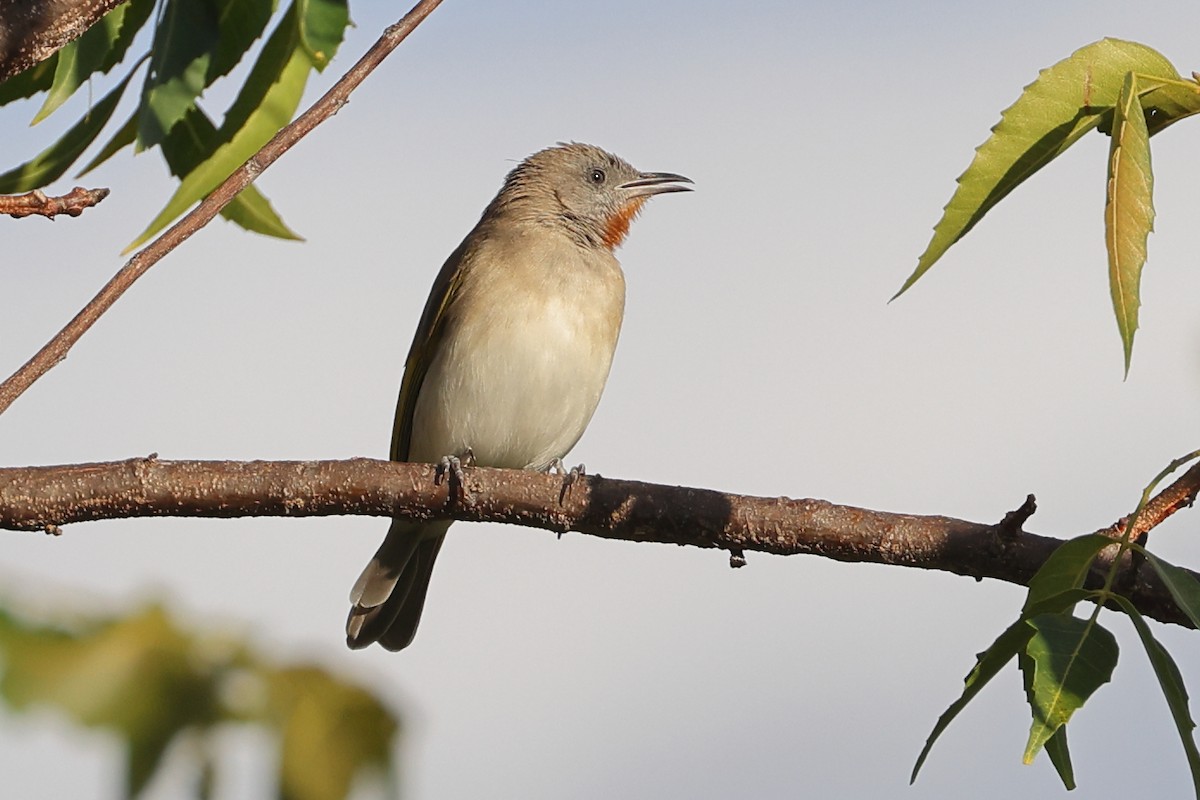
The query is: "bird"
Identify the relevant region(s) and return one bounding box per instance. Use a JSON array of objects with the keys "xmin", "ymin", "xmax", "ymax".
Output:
[{"xmin": 346, "ymin": 142, "xmax": 692, "ymax": 651}]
